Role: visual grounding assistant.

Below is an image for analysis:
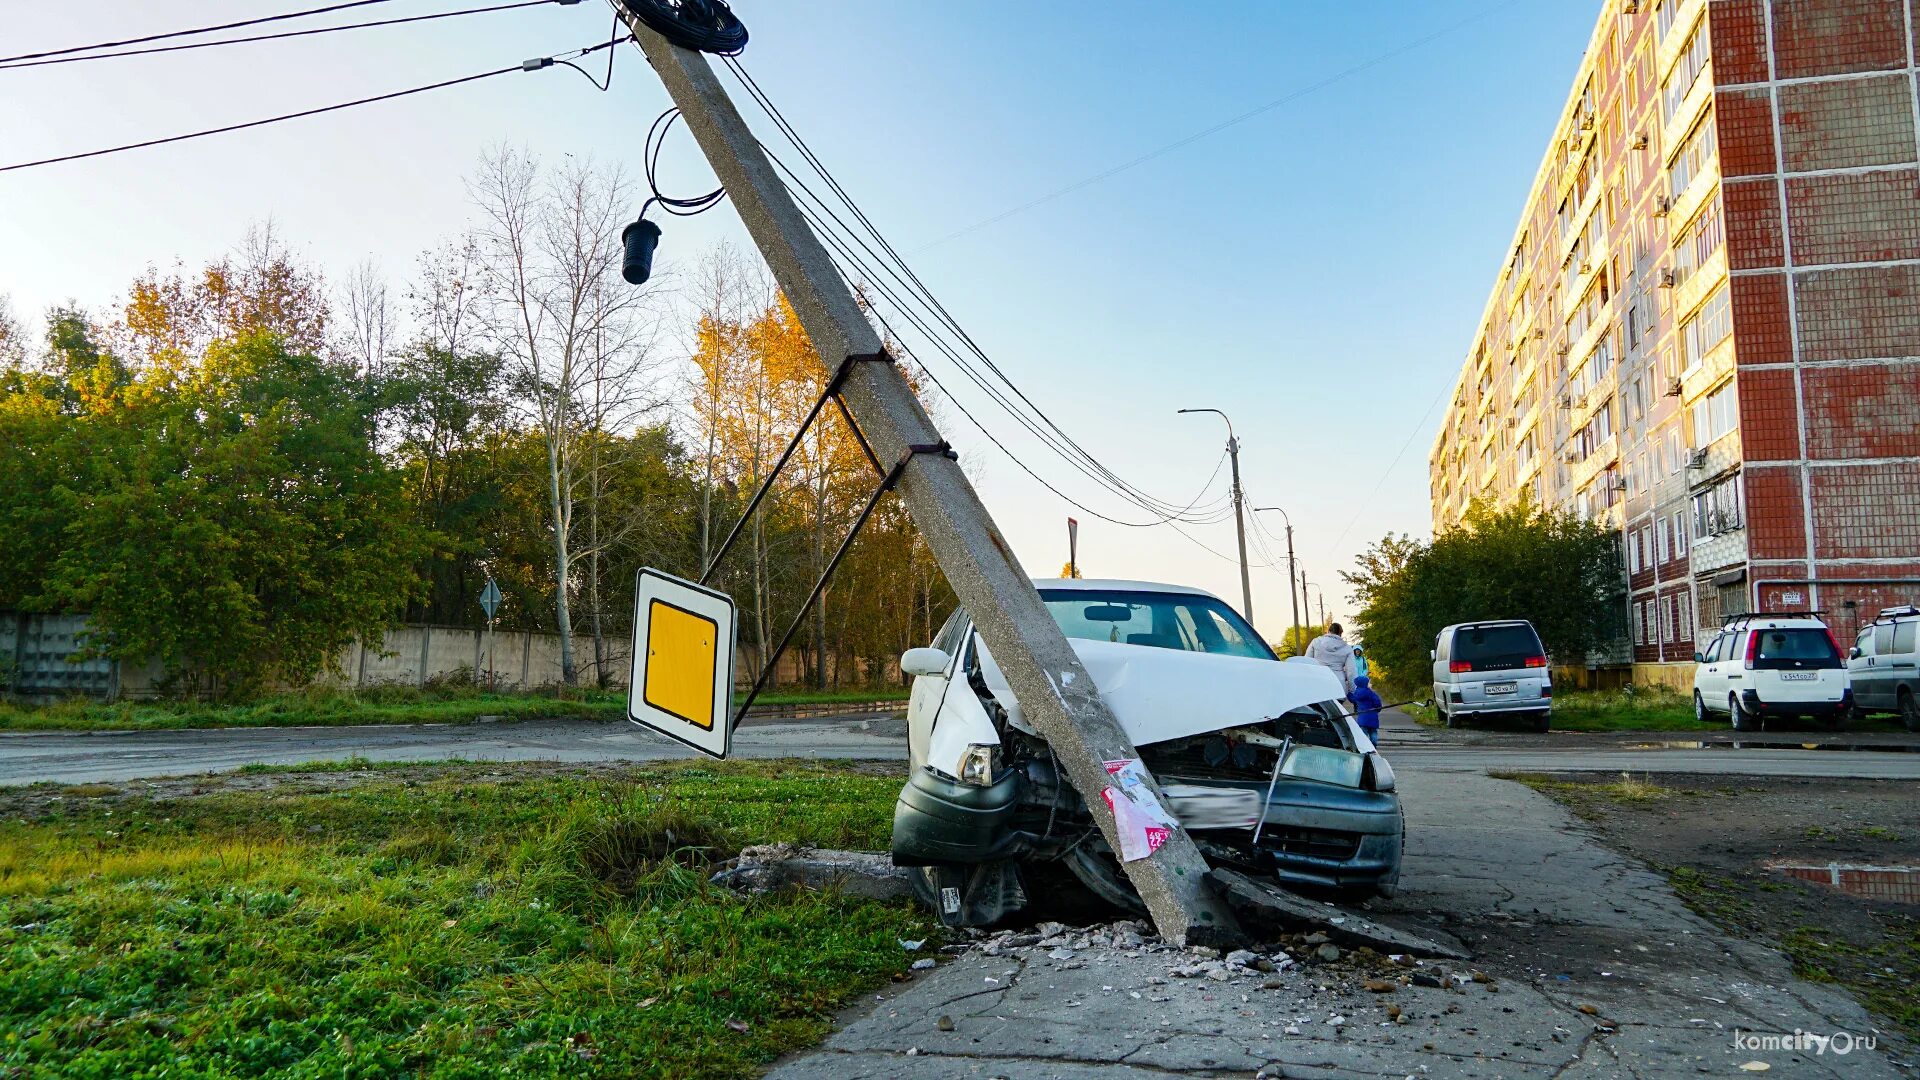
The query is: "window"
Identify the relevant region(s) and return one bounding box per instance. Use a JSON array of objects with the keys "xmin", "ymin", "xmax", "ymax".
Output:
[
  {"xmin": 1633, "ymin": 601, "xmax": 1645, "ymax": 645},
  {"xmin": 1691, "ymin": 379, "xmax": 1737, "ymax": 447},
  {"xmin": 1665, "ymin": 428, "xmax": 1684, "ymax": 474},
  {"xmin": 1629, "ymin": 529, "xmax": 1642, "ymax": 573},
  {"xmin": 1655, "ymin": 0, "xmax": 1678, "ymax": 38},
  {"xmin": 1682, "ymin": 286, "xmax": 1733, "ymax": 370},
  {"xmin": 1661, "ymin": 20, "xmax": 1711, "ymax": 122},
  {"xmin": 1691, "ymin": 474, "xmax": 1745, "ymax": 536},
  {"xmin": 1656, "ymin": 518, "xmax": 1670, "ymax": 563},
  {"xmin": 1856, "ymin": 626, "xmax": 1877, "ymax": 658},
  {"xmin": 1896, "ymin": 621, "xmax": 1918, "ymax": 654},
  {"xmin": 1678, "ymin": 591, "xmax": 1692, "ymax": 641},
  {"xmin": 1670, "ymin": 116, "xmax": 1718, "ymax": 201},
  {"xmin": 1672, "ymin": 198, "xmax": 1724, "ymax": 289},
  {"xmin": 1040, "ymin": 588, "xmax": 1273, "ymax": 660},
  {"xmin": 1672, "ymin": 510, "xmax": 1689, "ymax": 556},
  {"xmin": 1661, "ymin": 597, "xmax": 1675, "ymax": 643}
]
